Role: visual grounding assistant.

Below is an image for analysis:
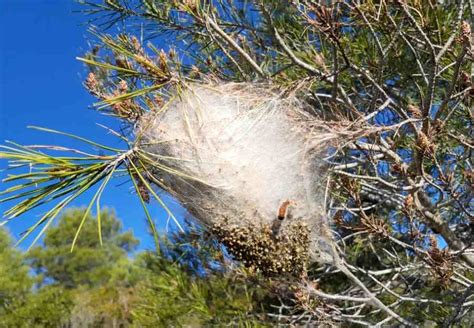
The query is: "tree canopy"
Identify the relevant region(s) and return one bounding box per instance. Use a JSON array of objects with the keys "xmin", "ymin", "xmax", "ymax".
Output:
[
  {"xmin": 28, "ymin": 208, "xmax": 138, "ymax": 289},
  {"xmin": 0, "ymin": 229, "xmax": 33, "ymax": 324},
  {"xmin": 0, "ymin": 209, "xmax": 272, "ymax": 327}
]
